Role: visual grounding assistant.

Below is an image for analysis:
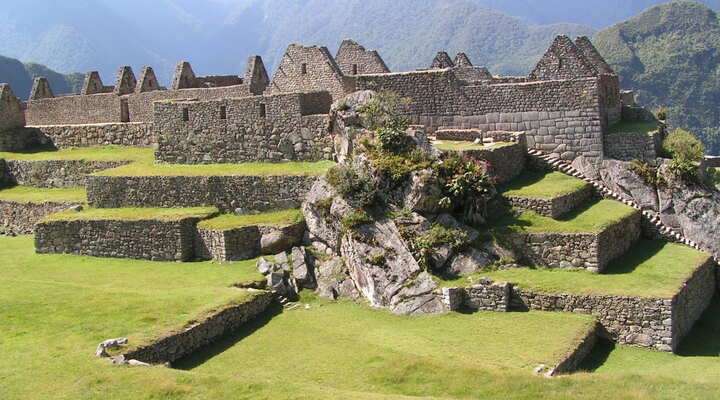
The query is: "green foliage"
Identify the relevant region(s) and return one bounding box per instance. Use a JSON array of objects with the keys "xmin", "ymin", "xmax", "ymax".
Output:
[
  {"xmin": 325, "ymin": 165, "xmax": 376, "ymax": 208},
  {"xmin": 629, "ymin": 160, "xmax": 665, "ymax": 187},
  {"xmin": 414, "ymin": 224, "xmax": 471, "ymax": 269},
  {"xmin": 357, "ymin": 91, "xmax": 410, "ymax": 131},
  {"xmin": 368, "ymin": 148, "xmax": 434, "ymax": 187},
  {"xmin": 315, "ymin": 197, "xmax": 334, "ymax": 218},
  {"xmin": 434, "ymin": 154, "xmax": 497, "ymax": 225},
  {"xmin": 662, "ymin": 128, "xmax": 704, "ymax": 181},
  {"xmin": 341, "ymin": 210, "xmax": 373, "ymax": 231}
]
